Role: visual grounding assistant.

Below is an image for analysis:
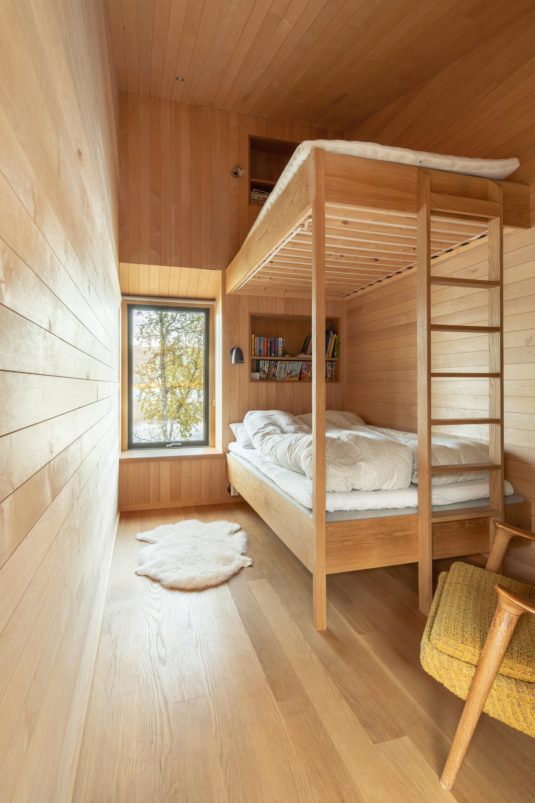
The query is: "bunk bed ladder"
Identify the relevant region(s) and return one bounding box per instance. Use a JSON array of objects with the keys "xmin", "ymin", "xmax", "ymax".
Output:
[{"xmin": 417, "ymin": 177, "xmax": 505, "ymax": 614}]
